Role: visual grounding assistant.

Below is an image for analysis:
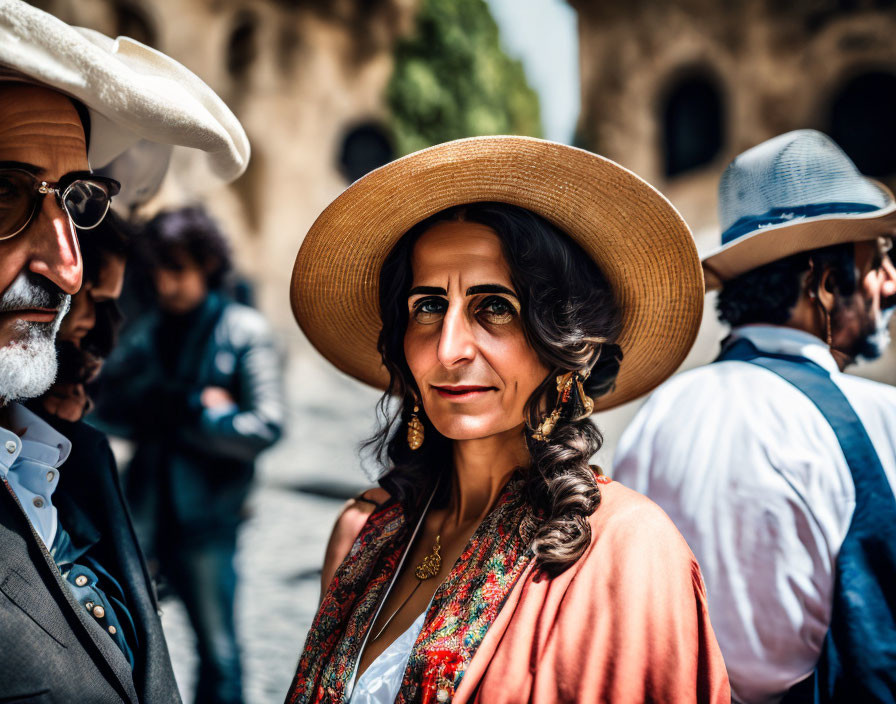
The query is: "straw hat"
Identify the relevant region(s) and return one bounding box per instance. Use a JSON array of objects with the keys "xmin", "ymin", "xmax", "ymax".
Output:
[
  {"xmin": 0, "ymin": 0, "xmax": 250, "ymax": 204},
  {"xmin": 703, "ymin": 129, "xmax": 896, "ymax": 290},
  {"xmin": 291, "ymin": 136, "xmax": 704, "ymax": 411}
]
